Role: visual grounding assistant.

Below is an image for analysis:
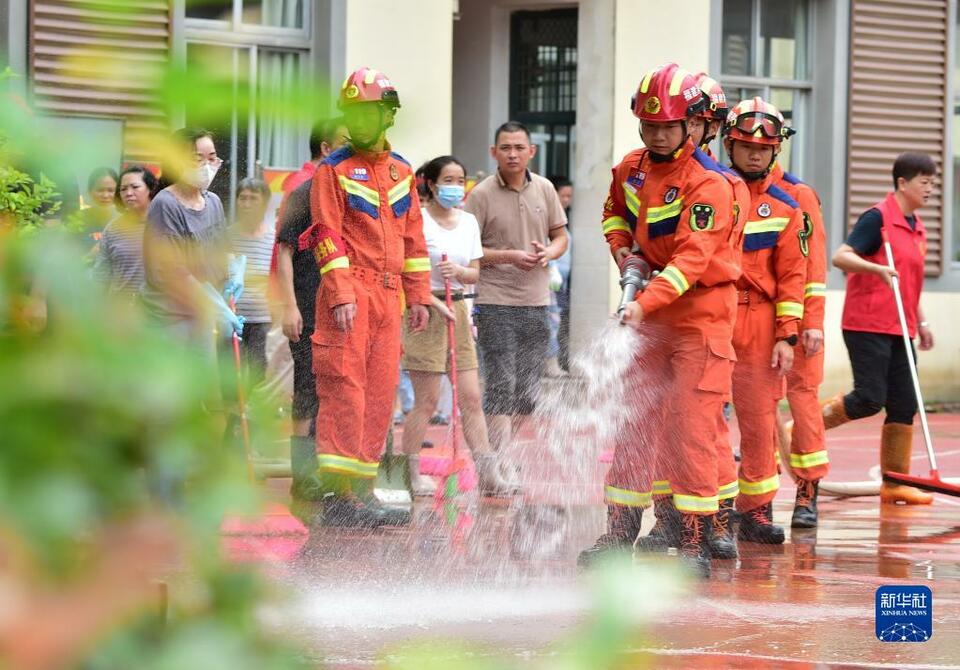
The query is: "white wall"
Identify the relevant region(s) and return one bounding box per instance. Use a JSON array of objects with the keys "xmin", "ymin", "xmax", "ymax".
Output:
[
  {"xmin": 821, "ymin": 290, "xmax": 960, "ymax": 402},
  {"xmin": 344, "ymin": 0, "xmax": 455, "ymax": 169},
  {"xmin": 453, "ymin": 0, "xmax": 578, "ymax": 176},
  {"xmin": 605, "ymin": 0, "xmax": 713, "ymax": 311}
]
